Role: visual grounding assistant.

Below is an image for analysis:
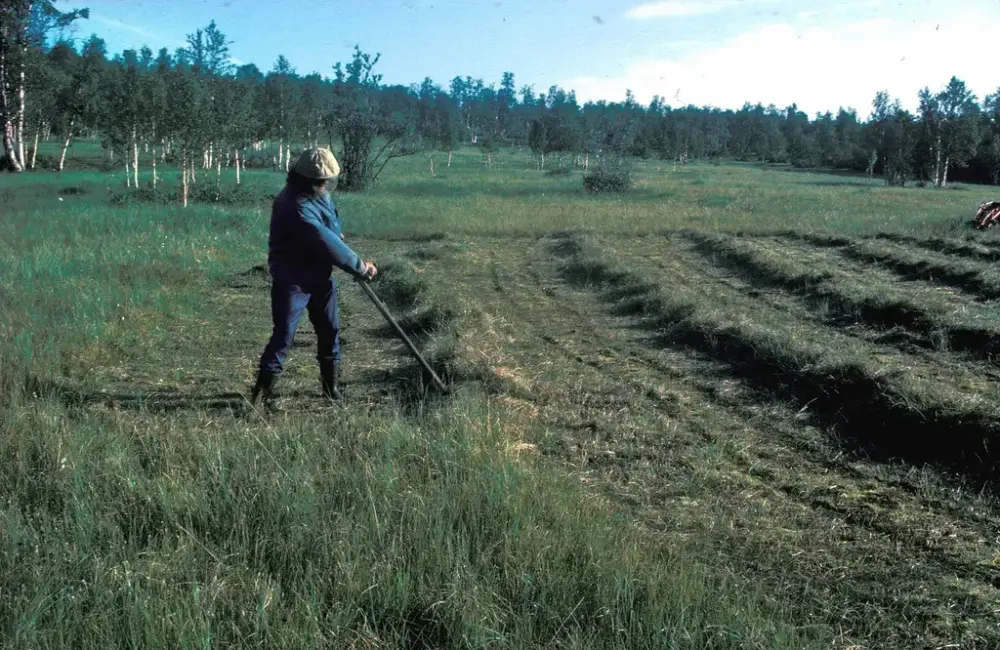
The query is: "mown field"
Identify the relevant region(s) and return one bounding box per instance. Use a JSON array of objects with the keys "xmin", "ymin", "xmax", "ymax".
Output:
[{"xmin": 2, "ymin": 144, "xmax": 1000, "ymax": 649}]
